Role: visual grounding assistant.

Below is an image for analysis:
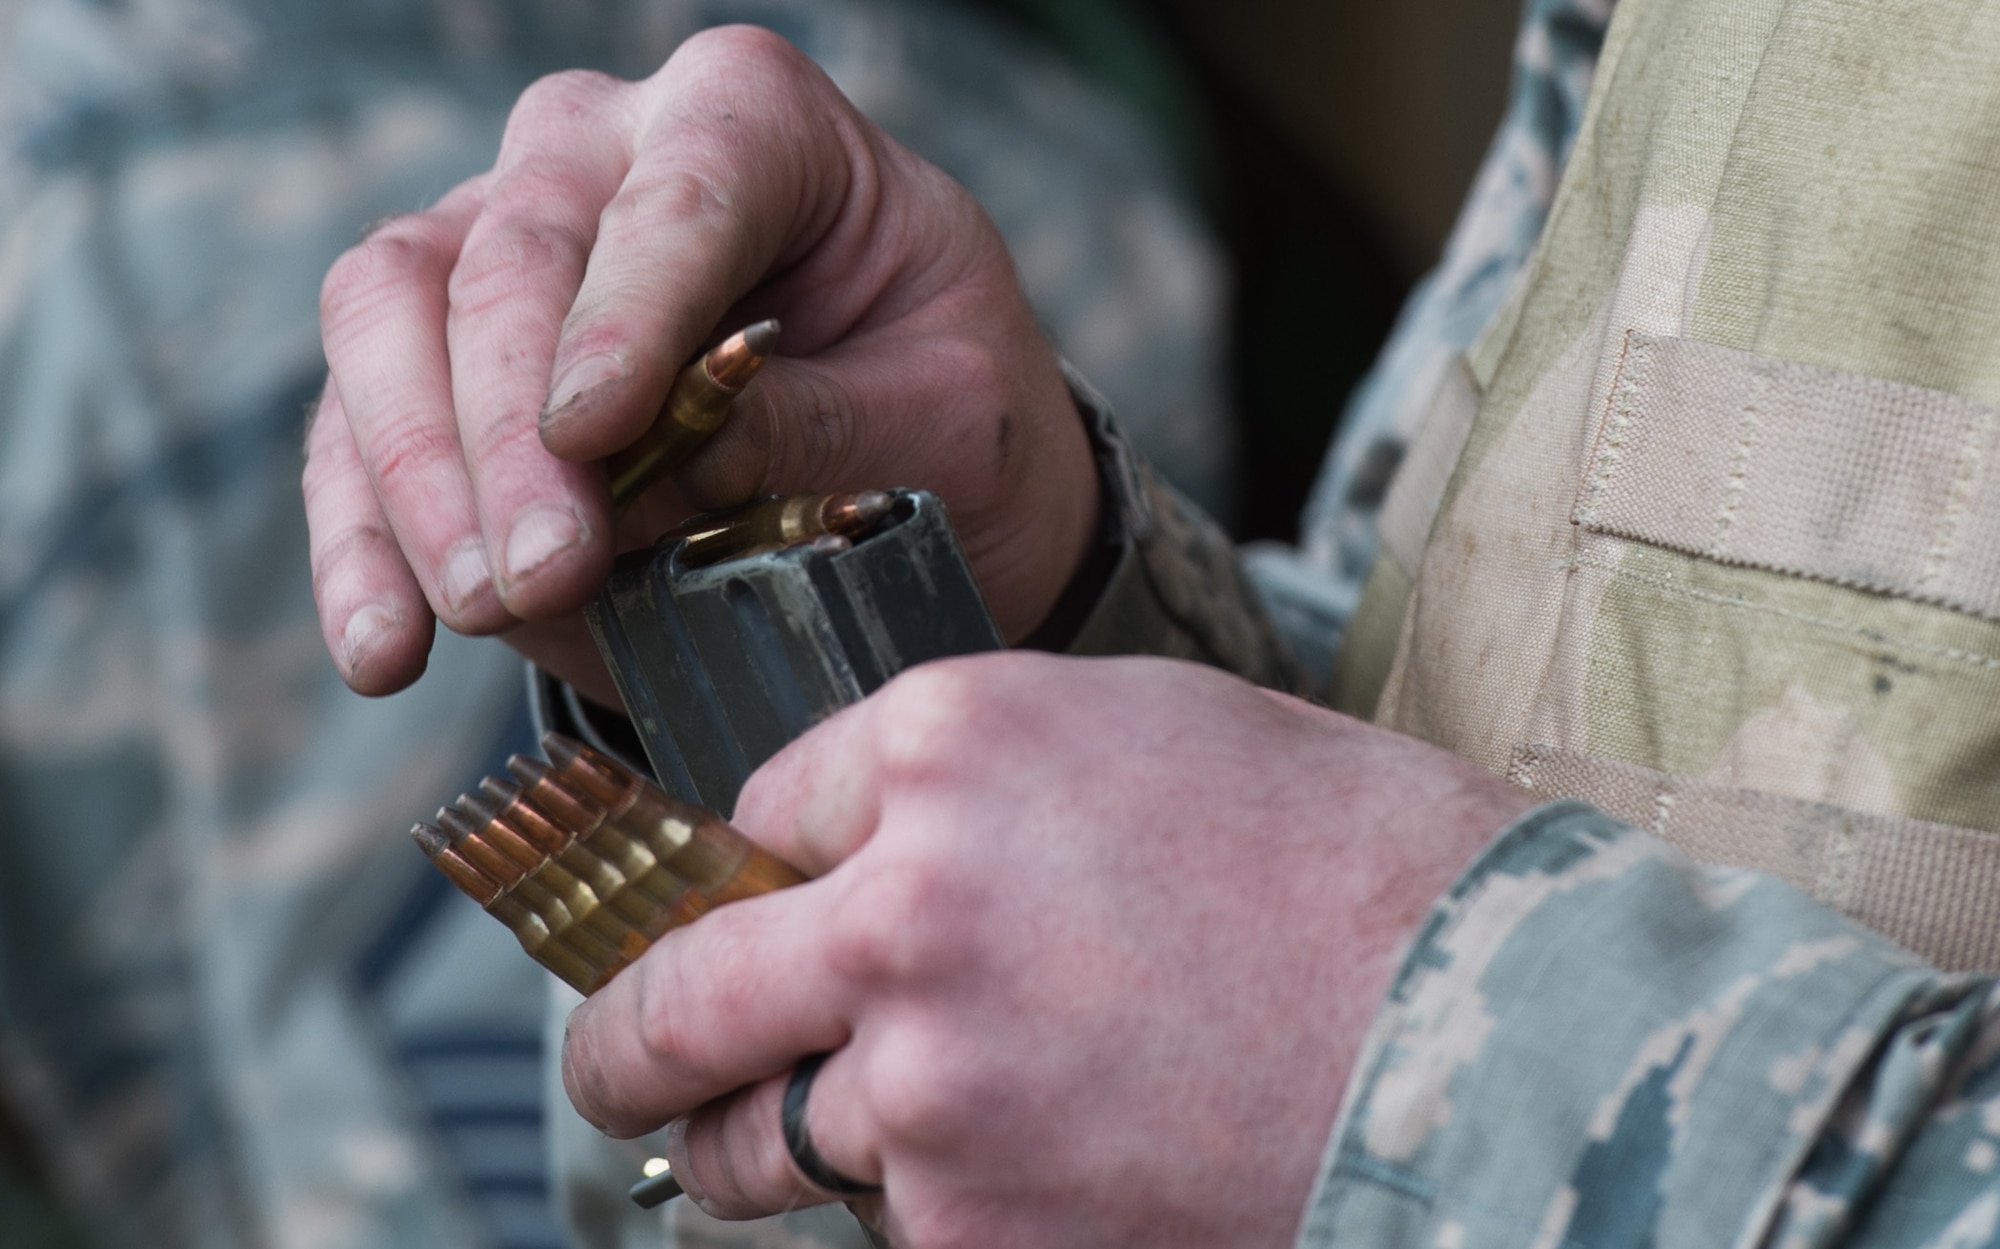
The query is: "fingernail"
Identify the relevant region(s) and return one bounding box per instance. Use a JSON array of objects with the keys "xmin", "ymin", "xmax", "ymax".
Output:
[
  {"xmin": 340, "ymin": 602, "xmax": 398, "ymax": 672},
  {"xmin": 544, "ymin": 353, "xmax": 626, "ymax": 422},
  {"xmin": 506, "ymin": 503, "xmax": 585, "ymax": 582},
  {"xmin": 440, "ymin": 538, "xmax": 494, "ymax": 615}
]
